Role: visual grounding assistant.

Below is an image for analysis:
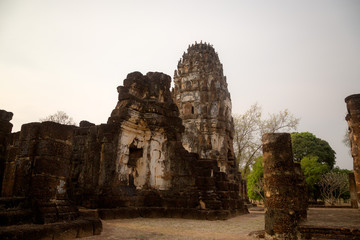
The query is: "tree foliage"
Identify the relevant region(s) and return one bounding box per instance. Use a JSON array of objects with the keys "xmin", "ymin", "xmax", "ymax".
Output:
[
  {"xmin": 247, "ymin": 156, "xmax": 264, "ymax": 201},
  {"xmin": 40, "ymin": 111, "xmax": 76, "ymax": 125},
  {"xmin": 233, "ymin": 103, "xmax": 299, "ymax": 176},
  {"xmin": 291, "ymin": 132, "xmax": 336, "ymax": 169},
  {"xmin": 300, "ymin": 156, "xmax": 329, "ymax": 200}
]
